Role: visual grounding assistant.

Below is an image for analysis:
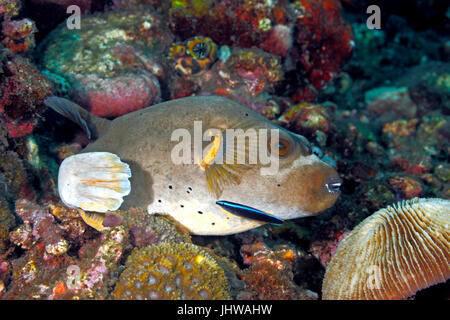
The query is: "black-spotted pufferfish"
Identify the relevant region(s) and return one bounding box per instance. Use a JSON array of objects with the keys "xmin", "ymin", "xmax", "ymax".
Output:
[{"xmin": 44, "ymin": 96, "xmax": 341, "ymax": 235}]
